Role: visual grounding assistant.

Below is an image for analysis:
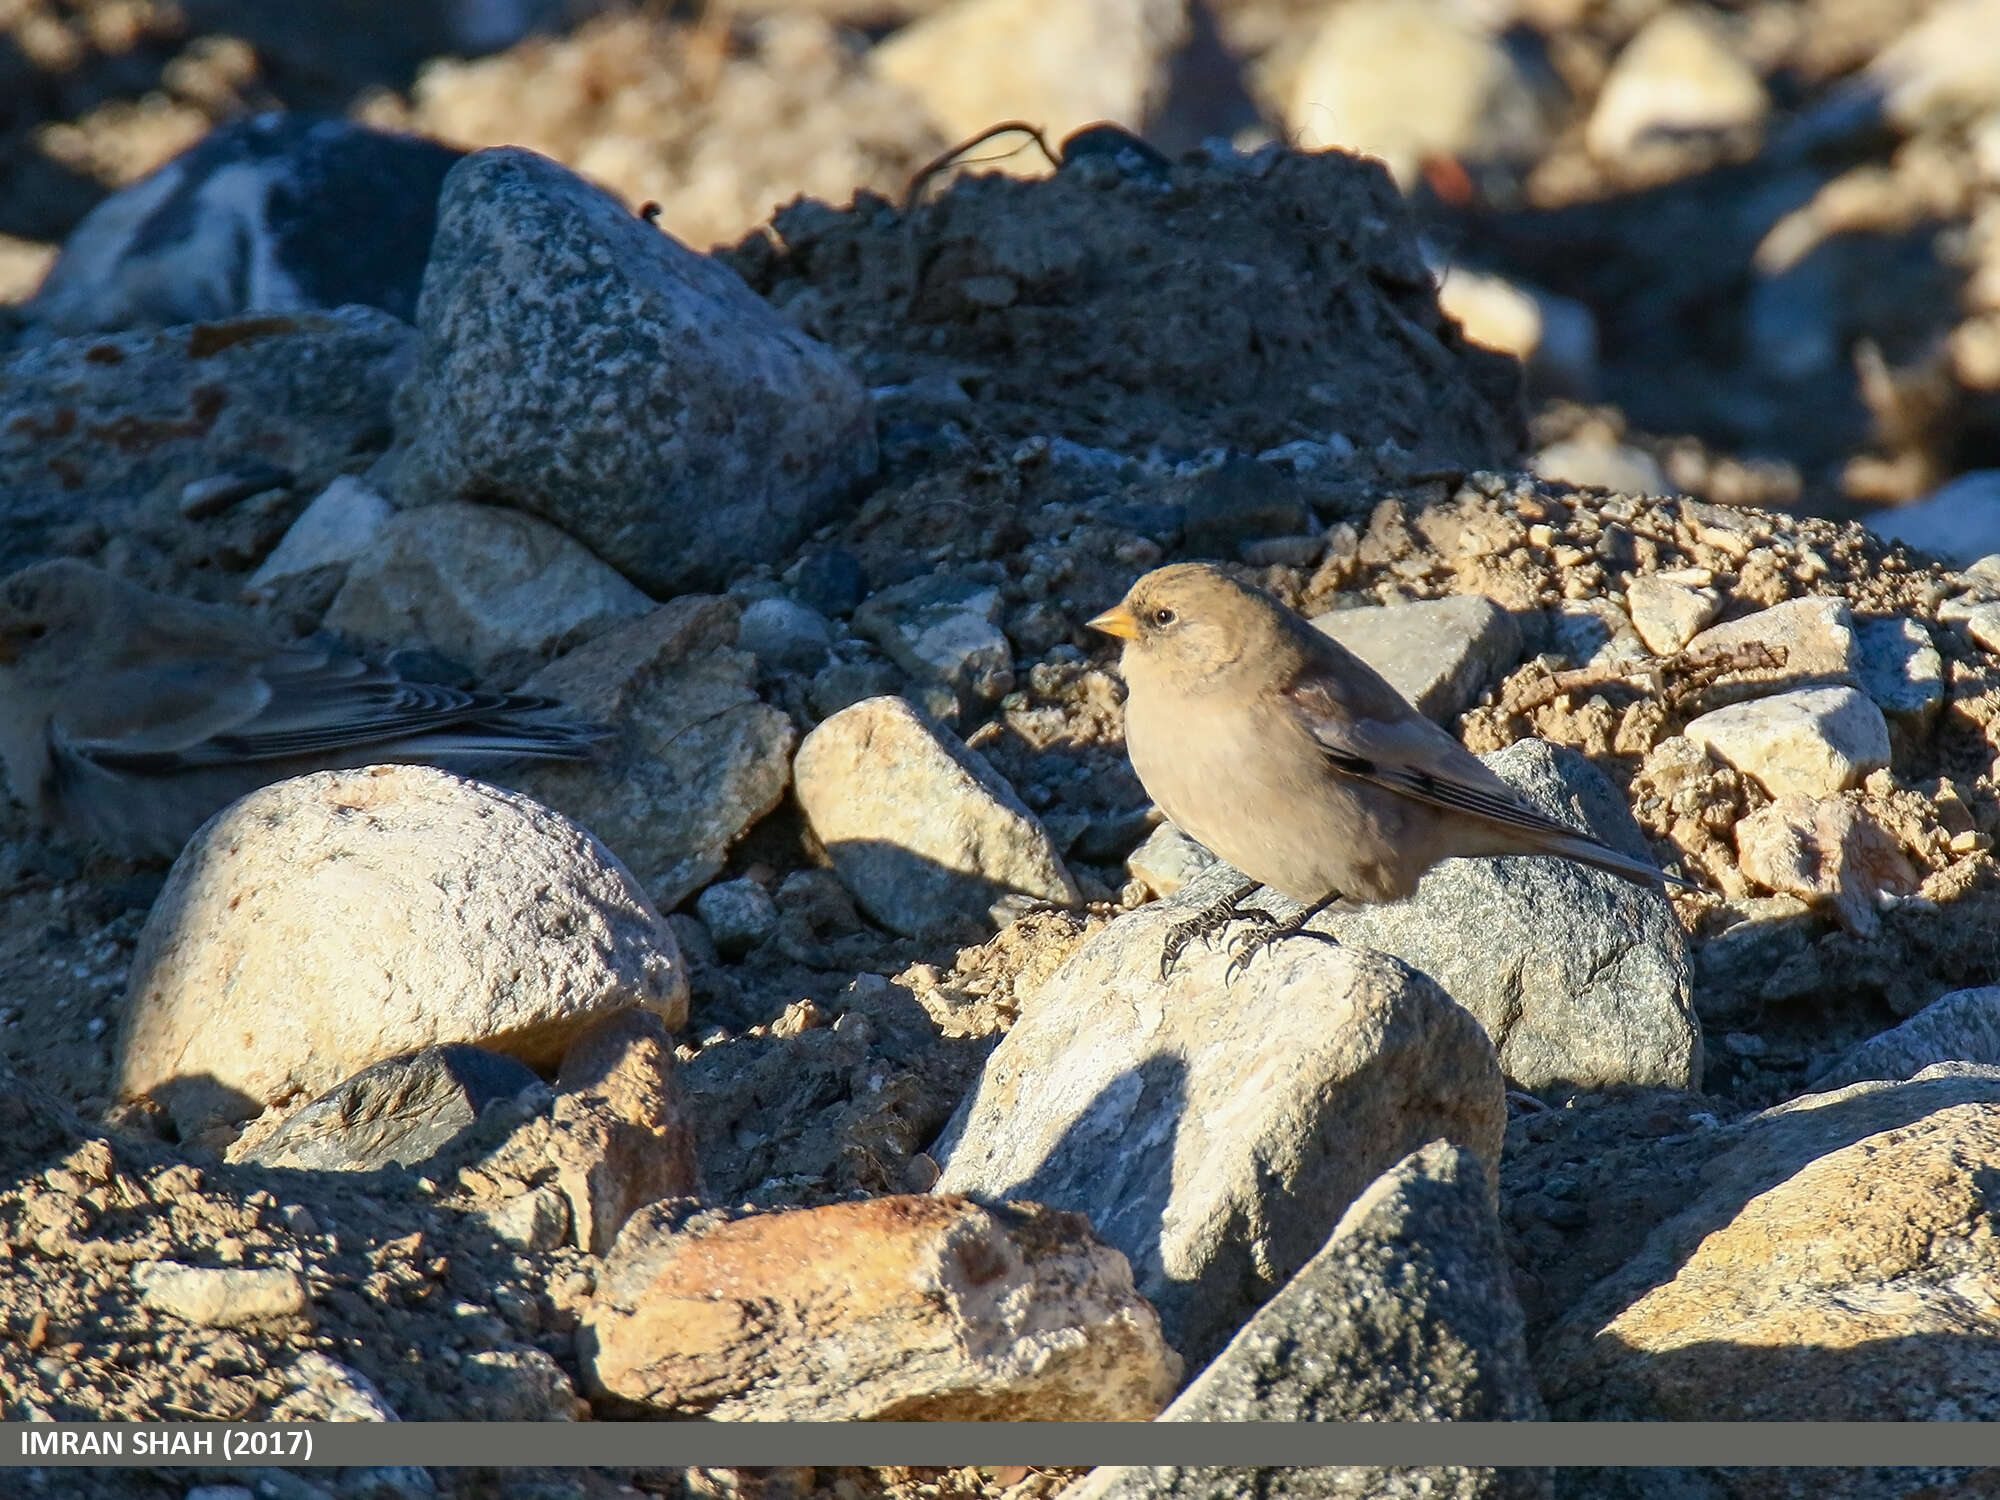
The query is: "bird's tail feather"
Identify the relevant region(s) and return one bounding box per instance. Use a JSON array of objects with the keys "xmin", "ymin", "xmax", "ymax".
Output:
[{"xmin": 1540, "ymin": 830, "xmax": 1699, "ymax": 892}]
